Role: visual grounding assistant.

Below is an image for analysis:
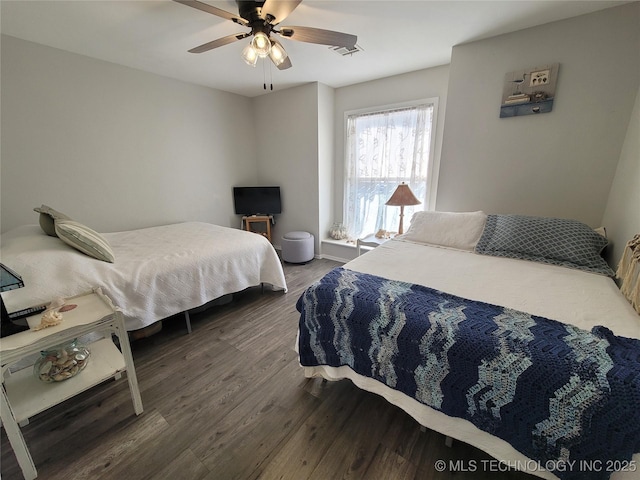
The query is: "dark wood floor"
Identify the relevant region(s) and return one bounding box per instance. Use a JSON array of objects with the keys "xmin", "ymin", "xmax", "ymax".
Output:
[{"xmin": 1, "ymin": 258, "xmax": 537, "ymax": 480}]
